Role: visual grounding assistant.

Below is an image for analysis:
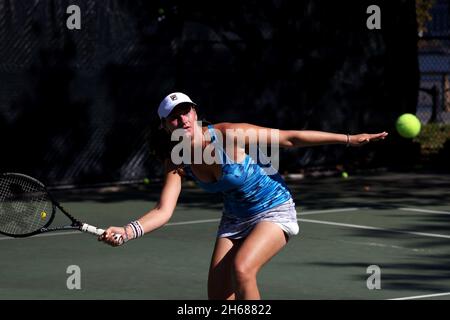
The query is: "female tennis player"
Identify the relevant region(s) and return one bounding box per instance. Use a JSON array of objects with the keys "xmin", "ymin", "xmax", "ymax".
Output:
[{"xmin": 99, "ymin": 92, "xmax": 388, "ymax": 300}]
